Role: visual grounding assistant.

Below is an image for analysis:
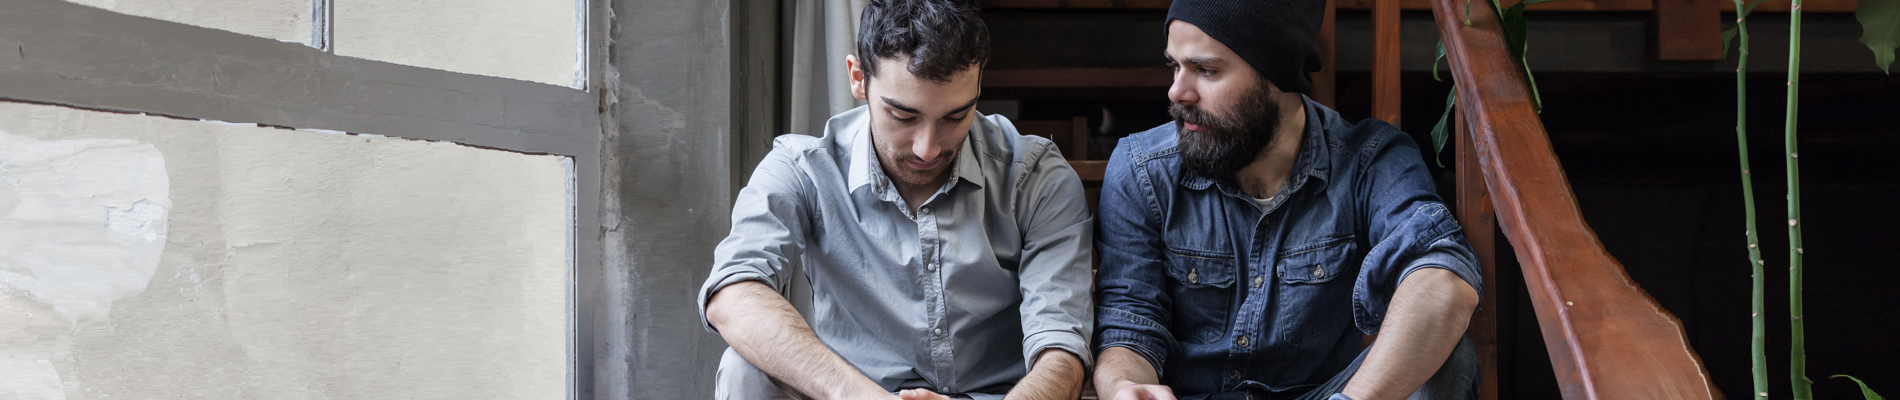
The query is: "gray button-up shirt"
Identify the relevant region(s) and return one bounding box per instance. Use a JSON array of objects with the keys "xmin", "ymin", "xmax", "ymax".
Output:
[{"xmin": 697, "ymin": 106, "xmax": 1095, "ymax": 396}]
